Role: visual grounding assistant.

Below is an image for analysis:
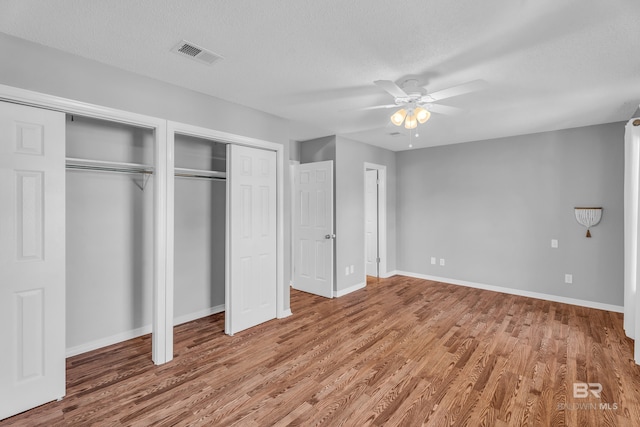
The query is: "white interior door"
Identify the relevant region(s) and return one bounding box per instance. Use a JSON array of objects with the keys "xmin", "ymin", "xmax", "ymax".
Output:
[
  {"xmin": 293, "ymin": 161, "xmax": 334, "ymax": 298},
  {"xmin": 226, "ymin": 144, "xmax": 277, "ymax": 335},
  {"xmin": 0, "ymin": 102, "xmax": 66, "ymax": 419},
  {"xmin": 365, "ymin": 169, "xmax": 379, "ymax": 277}
]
